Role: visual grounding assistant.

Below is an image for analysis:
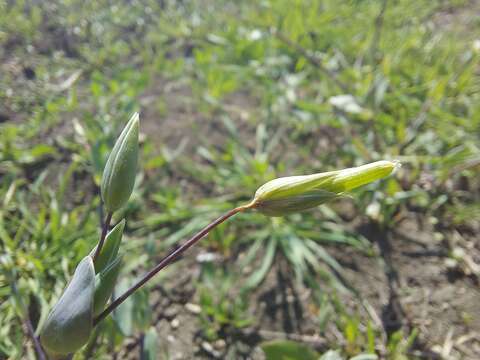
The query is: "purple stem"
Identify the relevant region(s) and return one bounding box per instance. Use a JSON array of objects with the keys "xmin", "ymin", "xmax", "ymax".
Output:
[{"xmin": 94, "ymin": 205, "xmax": 250, "ymax": 325}]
